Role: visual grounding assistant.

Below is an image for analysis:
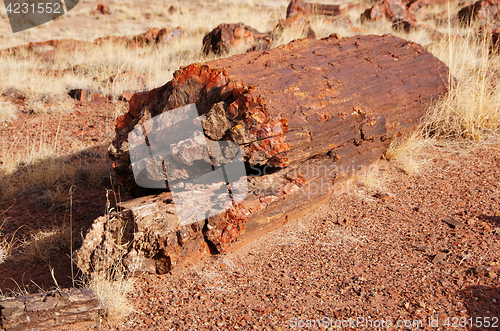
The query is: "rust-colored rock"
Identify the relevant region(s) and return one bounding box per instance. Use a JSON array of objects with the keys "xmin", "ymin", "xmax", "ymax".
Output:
[
  {"xmin": 91, "ymin": 4, "xmax": 111, "ymax": 15},
  {"xmin": 202, "ymin": 1, "xmax": 352, "ymax": 55},
  {"xmin": 202, "ymin": 23, "xmax": 271, "ymax": 55},
  {"xmin": 286, "ymin": 0, "xmax": 312, "ymax": 22},
  {"xmin": 361, "ymin": 0, "xmax": 452, "ymax": 33},
  {"xmin": 95, "ymin": 27, "xmax": 186, "ymax": 48},
  {"xmin": 1, "ymin": 27, "xmax": 186, "ymax": 62},
  {"xmin": 406, "ymin": 0, "xmax": 429, "ymax": 21},
  {"xmin": 76, "ymin": 35, "xmax": 450, "ymax": 276},
  {"xmin": 68, "ymin": 89, "xmax": 89, "ymax": 102},
  {"xmin": 286, "ymin": 0, "xmax": 344, "ymax": 22},
  {"xmin": 121, "ymin": 91, "xmax": 135, "ymax": 101},
  {"xmin": 361, "ymin": 0, "xmax": 410, "ymax": 24},
  {"xmin": 130, "ymin": 27, "xmax": 187, "ymax": 47},
  {"xmin": 0, "ymin": 39, "xmax": 89, "ymax": 61},
  {"xmin": 282, "ymin": 0, "xmax": 348, "ymax": 38}
]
